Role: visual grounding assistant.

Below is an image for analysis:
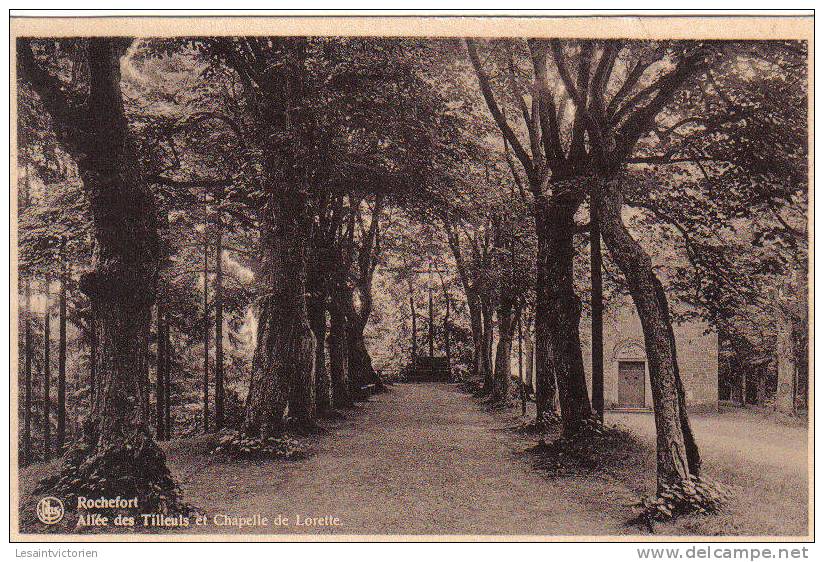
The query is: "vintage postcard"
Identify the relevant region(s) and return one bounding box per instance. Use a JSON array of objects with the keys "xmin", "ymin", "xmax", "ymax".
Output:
[{"xmin": 8, "ymin": 12, "xmax": 813, "ymax": 543}]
